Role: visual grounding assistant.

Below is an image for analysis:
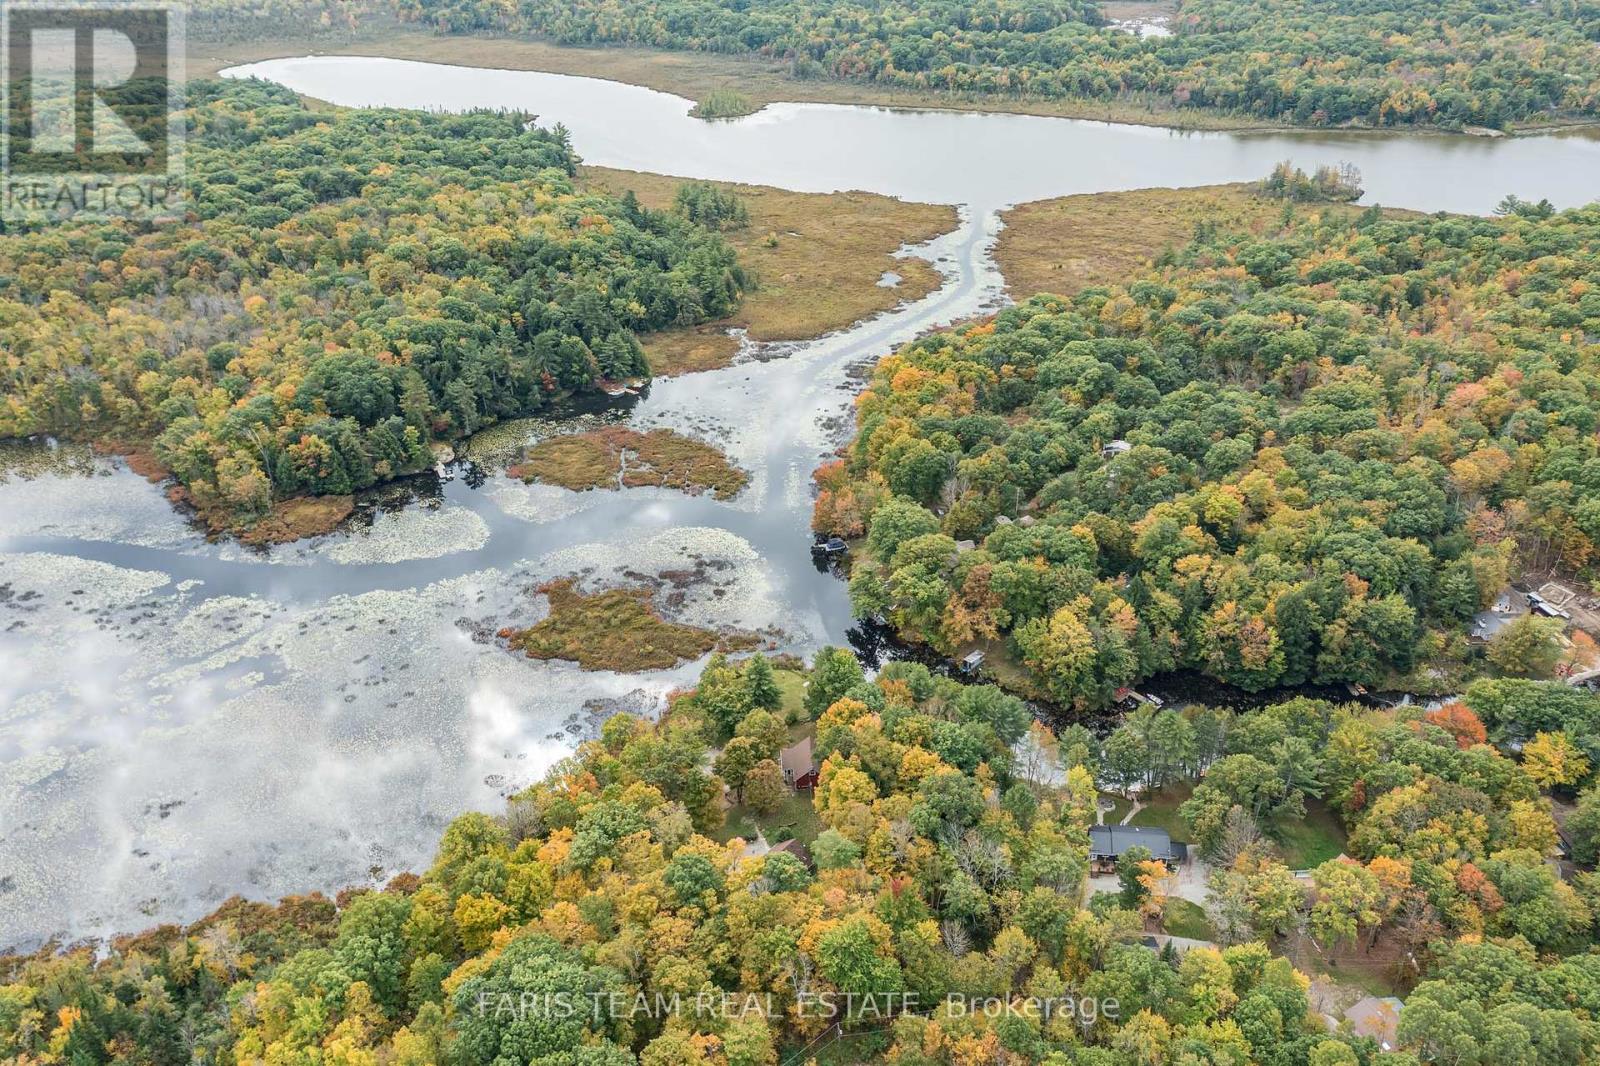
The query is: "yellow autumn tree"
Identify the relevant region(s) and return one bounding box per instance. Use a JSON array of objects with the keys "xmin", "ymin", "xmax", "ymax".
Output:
[{"xmin": 1523, "ymin": 731, "xmax": 1590, "ymax": 789}]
